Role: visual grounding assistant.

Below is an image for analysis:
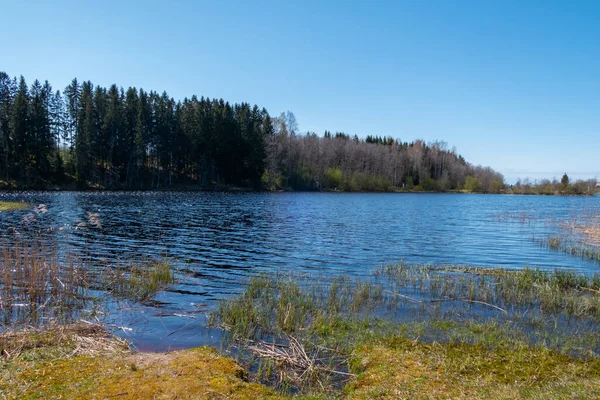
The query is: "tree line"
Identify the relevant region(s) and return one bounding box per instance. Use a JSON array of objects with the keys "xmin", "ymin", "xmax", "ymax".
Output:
[
  {"xmin": 509, "ymin": 174, "xmax": 597, "ymax": 196},
  {"xmin": 0, "ymin": 71, "xmax": 505, "ymax": 192},
  {"xmin": 265, "ymin": 113, "xmax": 505, "ymax": 192},
  {"xmin": 0, "ymin": 72, "xmax": 270, "ymax": 189}
]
